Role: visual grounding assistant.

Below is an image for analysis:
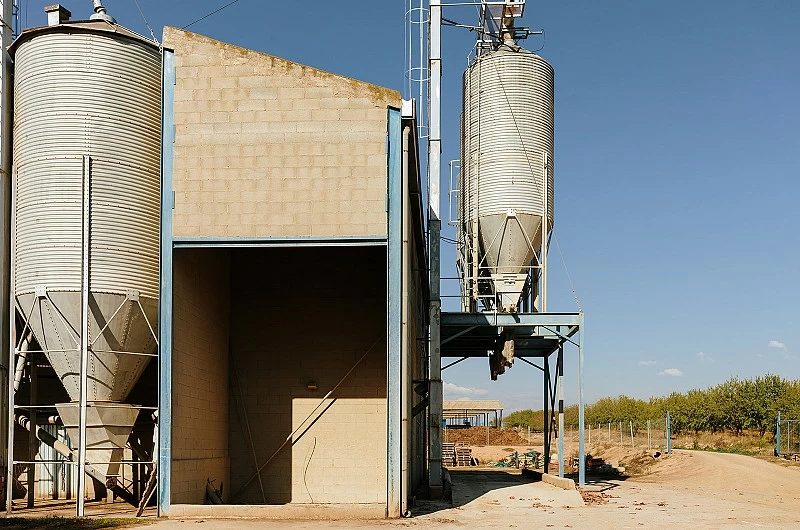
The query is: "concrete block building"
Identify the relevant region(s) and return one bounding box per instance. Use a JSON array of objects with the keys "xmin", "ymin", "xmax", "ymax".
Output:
[{"xmin": 160, "ymin": 28, "xmax": 429, "ymax": 518}]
